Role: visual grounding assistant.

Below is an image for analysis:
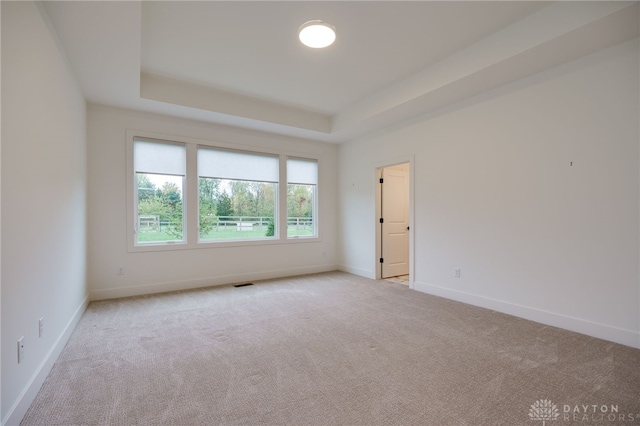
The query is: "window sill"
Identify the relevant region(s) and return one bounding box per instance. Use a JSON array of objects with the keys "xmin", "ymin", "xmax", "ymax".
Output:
[{"xmin": 127, "ymin": 236, "xmax": 321, "ymax": 253}]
